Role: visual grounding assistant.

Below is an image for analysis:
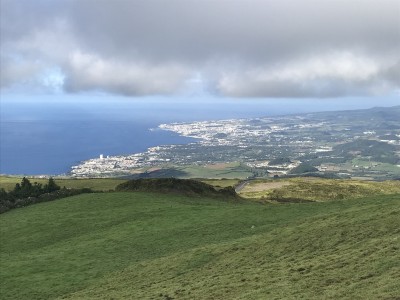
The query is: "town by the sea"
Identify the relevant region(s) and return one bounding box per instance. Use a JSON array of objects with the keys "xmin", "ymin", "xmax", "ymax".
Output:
[{"xmin": 1, "ymin": 94, "xmax": 394, "ymax": 175}]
